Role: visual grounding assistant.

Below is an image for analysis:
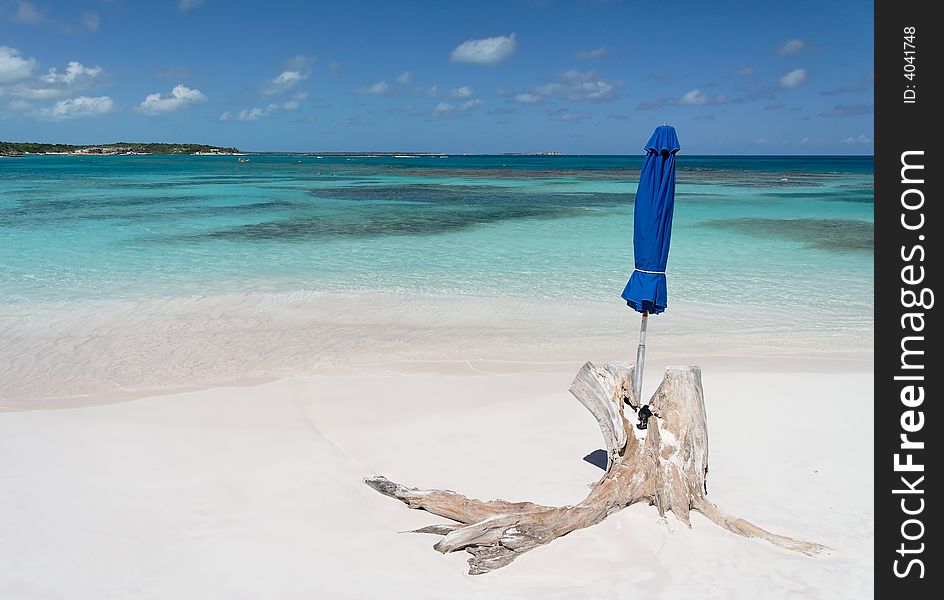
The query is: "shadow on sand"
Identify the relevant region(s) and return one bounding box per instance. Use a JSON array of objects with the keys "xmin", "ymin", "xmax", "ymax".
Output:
[{"xmin": 583, "ymin": 449, "xmax": 608, "ymax": 470}]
